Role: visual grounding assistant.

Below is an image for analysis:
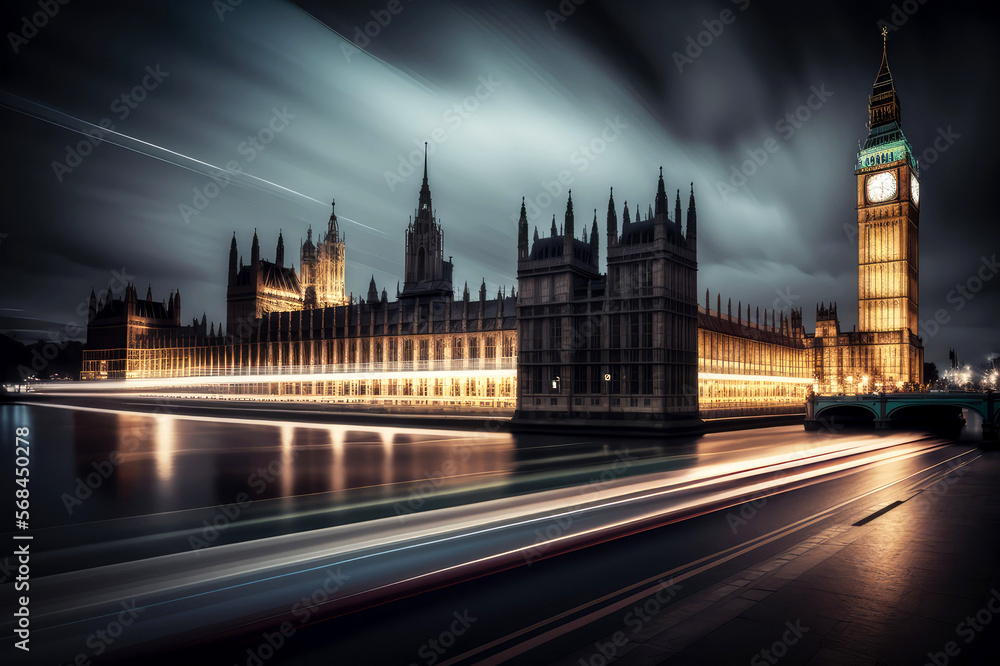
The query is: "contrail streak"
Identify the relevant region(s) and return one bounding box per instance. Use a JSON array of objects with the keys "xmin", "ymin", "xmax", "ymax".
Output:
[{"xmin": 0, "ymin": 90, "xmax": 387, "ymax": 236}]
